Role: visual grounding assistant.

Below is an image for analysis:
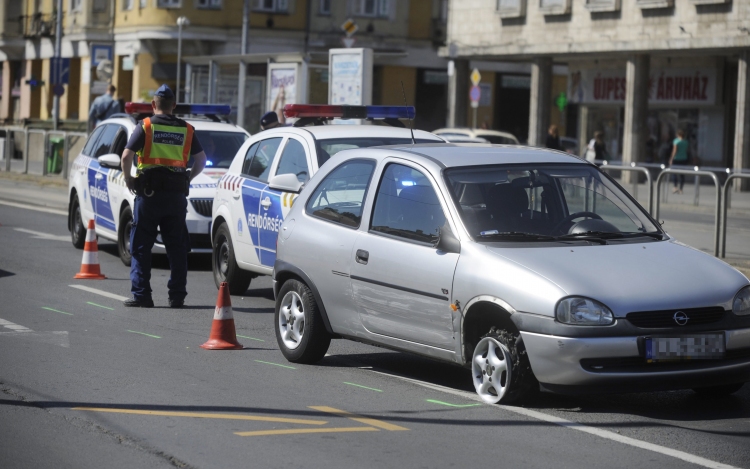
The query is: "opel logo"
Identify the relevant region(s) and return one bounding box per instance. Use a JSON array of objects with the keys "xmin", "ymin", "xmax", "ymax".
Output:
[{"xmin": 673, "ymin": 311, "xmax": 689, "ymax": 326}]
